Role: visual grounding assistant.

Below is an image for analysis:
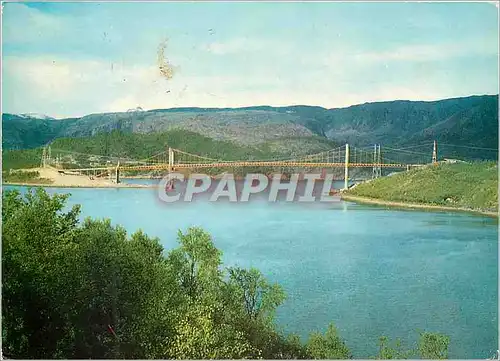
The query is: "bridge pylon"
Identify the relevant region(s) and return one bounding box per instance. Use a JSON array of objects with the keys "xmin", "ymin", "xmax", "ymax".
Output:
[
  {"xmin": 372, "ymin": 144, "xmax": 382, "ymax": 179},
  {"xmin": 41, "ymin": 147, "xmax": 47, "ymax": 168},
  {"xmin": 168, "ymin": 147, "xmax": 174, "ymax": 172},
  {"xmin": 344, "ymin": 143, "xmax": 349, "ymax": 190},
  {"xmin": 432, "ymin": 140, "xmax": 438, "ymax": 165},
  {"xmin": 115, "ymin": 161, "xmax": 120, "ymax": 184},
  {"xmin": 377, "ymin": 144, "xmax": 381, "ymax": 178}
]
